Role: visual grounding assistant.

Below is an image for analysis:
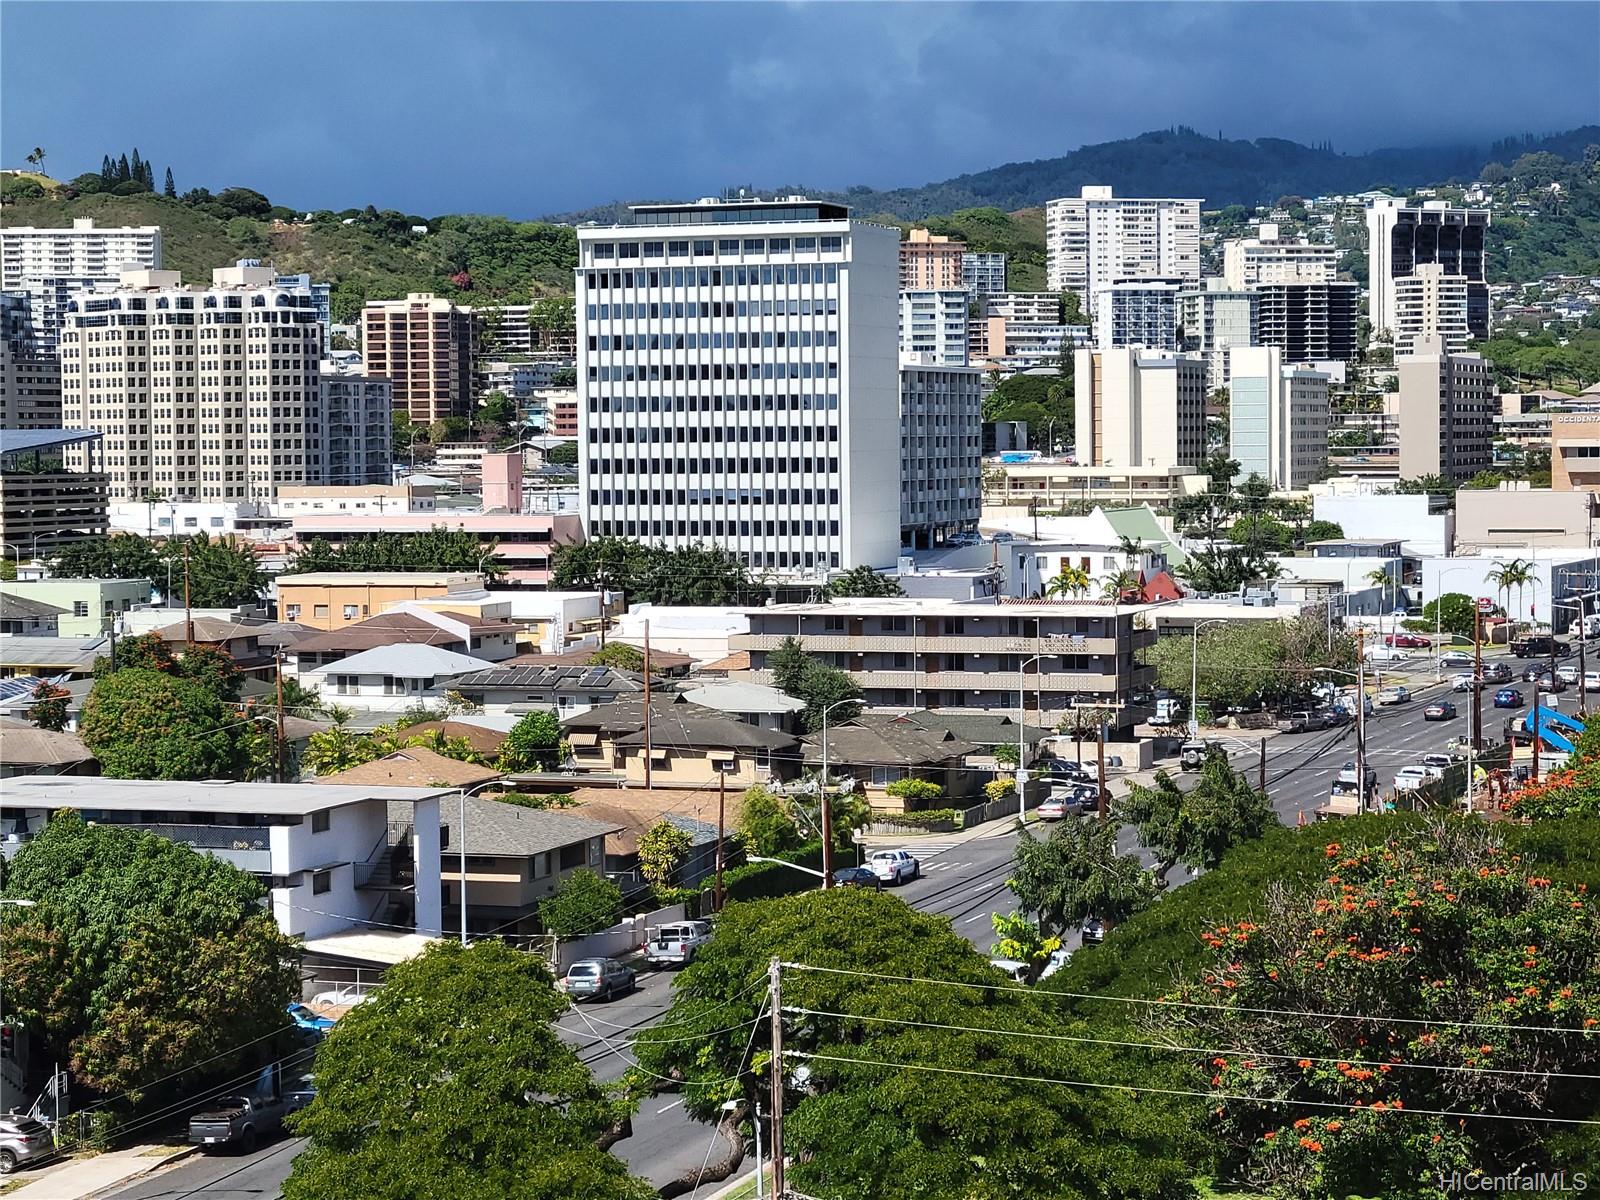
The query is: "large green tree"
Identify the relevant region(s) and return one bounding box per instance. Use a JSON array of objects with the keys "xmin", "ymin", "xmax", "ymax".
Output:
[
  {"xmin": 820, "ymin": 565, "xmax": 904, "ymax": 599},
  {"xmin": 1010, "ymin": 817, "xmax": 1158, "ymax": 937},
  {"xmin": 0, "ymin": 813, "xmax": 298, "ymax": 1102},
  {"xmin": 78, "ymin": 668, "xmax": 243, "ymax": 779},
  {"xmin": 162, "ymin": 533, "xmax": 267, "ymax": 607},
  {"xmin": 1116, "ymin": 753, "xmax": 1275, "ymax": 887},
  {"xmin": 765, "ymin": 636, "xmax": 863, "ymax": 732},
  {"xmin": 538, "ymin": 869, "xmax": 622, "ymax": 936},
  {"xmin": 48, "ymin": 536, "xmax": 162, "ymax": 592},
  {"xmin": 289, "ymin": 528, "xmax": 504, "ymax": 578},
  {"xmin": 283, "ymin": 941, "xmax": 651, "ymax": 1200},
  {"xmin": 499, "ymin": 708, "xmax": 564, "ymax": 771},
  {"xmin": 634, "ymin": 889, "xmax": 1196, "ymax": 1197},
  {"xmin": 550, "ymin": 537, "xmax": 761, "ymax": 605},
  {"xmin": 1142, "ymin": 613, "xmax": 1355, "ymax": 712}
]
